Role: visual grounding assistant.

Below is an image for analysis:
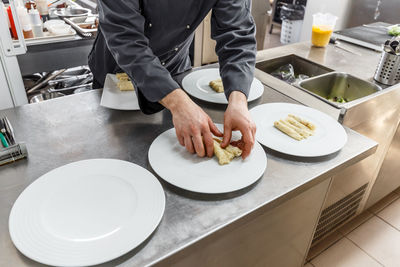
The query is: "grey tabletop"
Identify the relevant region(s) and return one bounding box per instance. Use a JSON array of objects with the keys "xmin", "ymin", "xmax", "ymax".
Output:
[{"xmin": 0, "ymin": 72, "xmax": 377, "ymax": 266}]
